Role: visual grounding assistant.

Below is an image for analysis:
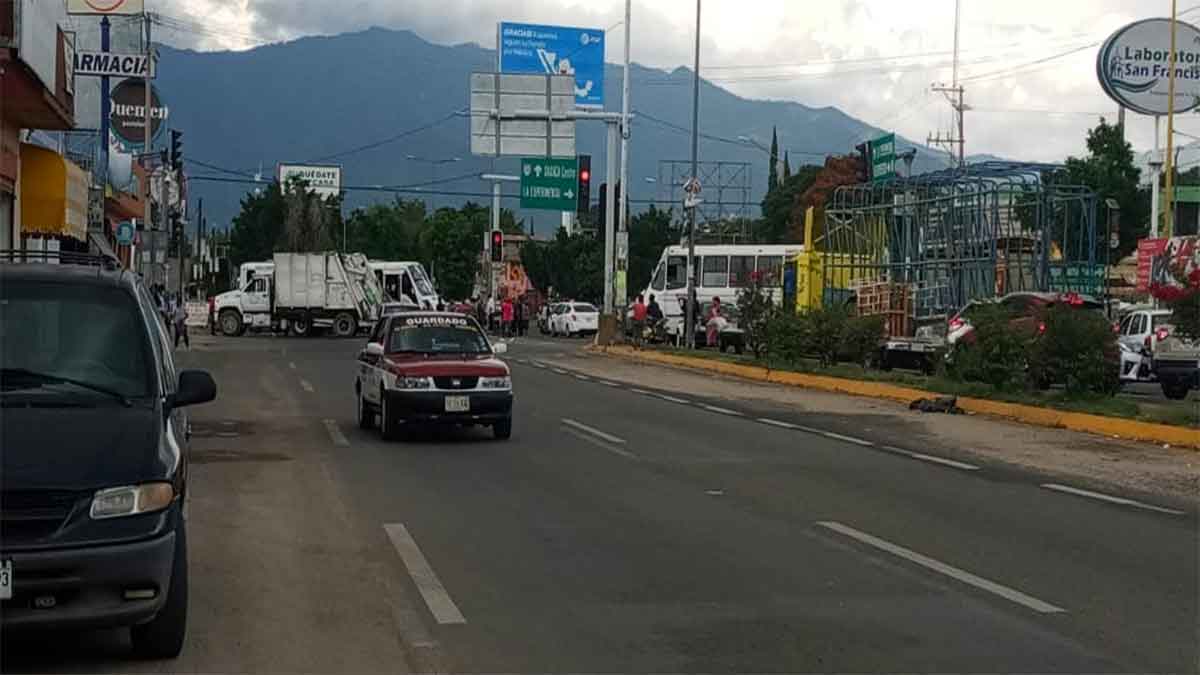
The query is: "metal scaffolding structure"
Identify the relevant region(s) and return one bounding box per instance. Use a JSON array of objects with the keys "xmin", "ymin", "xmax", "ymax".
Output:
[
  {"xmin": 820, "ymin": 162, "xmax": 1100, "ymax": 331},
  {"xmin": 657, "ymin": 160, "xmax": 753, "ymax": 240}
]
